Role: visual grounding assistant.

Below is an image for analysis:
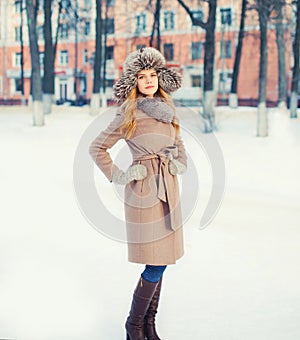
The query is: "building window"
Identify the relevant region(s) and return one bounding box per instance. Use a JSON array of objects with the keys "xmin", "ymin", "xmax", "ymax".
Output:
[
  {"xmin": 106, "ymin": 46, "xmax": 114, "ymax": 60},
  {"xmin": 84, "ymin": 0, "xmax": 92, "ymax": 8},
  {"xmin": 191, "ymin": 42, "xmax": 204, "ymax": 60},
  {"xmin": 164, "ymin": 43, "xmax": 174, "ymax": 61},
  {"xmin": 15, "ymin": 78, "xmax": 22, "ymax": 92},
  {"xmin": 105, "ymin": 79, "xmax": 114, "ymax": 88},
  {"xmin": 192, "ymin": 9, "xmax": 204, "ymax": 23},
  {"xmin": 37, "ymin": 26, "xmax": 44, "ymax": 40},
  {"xmin": 220, "ymin": 40, "xmax": 232, "ymax": 58},
  {"xmin": 80, "ymin": 77, "xmax": 87, "ymax": 94},
  {"xmin": 60, "ymin": 23, "xmax": 69, "ymax": 39},
  {"xmin": 15, "ymin": 0, "xmax": 22, "ymax": 13},
  {"xmin": 164, "ymin": 11, "xmax": 175, "ymax": 30},
  {"xmin": 15, "ymin": 52, "xmax": 22, "ymax": 67},
  {"xmin": 220, "ymin": 8, "xmax": 232, "ymax": 26},
  {"xmin": 90, "ymin": 51, "xmax": 96, "ymax": 65},
  {"xmin": 84, "ymin": 21, "xmax": 91, "ymax": 36},
  {"xmin": 135, "ymin": 13, "xmax": 147, "ymax": 33},
  {"xmin": 191, "ymin": 75, "xmax": 202, "ymax": 87},
  {"xmin": 136, "ymin": 44, "xmax": 146, "ymax": 50},
  {"xmin": 59, "ymin": 50, "xmax": 69, "ymax": 65},
  {"xmin": 39, "ymin": 0, "xmax": 44, "ymax": 10},
  {"xmin": 39, "ymin": 52, "xmax": 44, "ymax": 66},
  {"xmin": 105, "ymin": 18, "xmax": 115, "ymax": 34},
  {"xmin": 83, "ymin": 49, "xmax": 88, "ymax": 64},
  {"xmin": 15, "ymin": 27, "xmax": 21, "ymax": 42},
  {"xmin": 219, "ymin": 72, "xmax": 232, "ymax": 92},
  {"xmin": 61, "ymin": 0, "xmax": 69, "ymax": 9}
]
